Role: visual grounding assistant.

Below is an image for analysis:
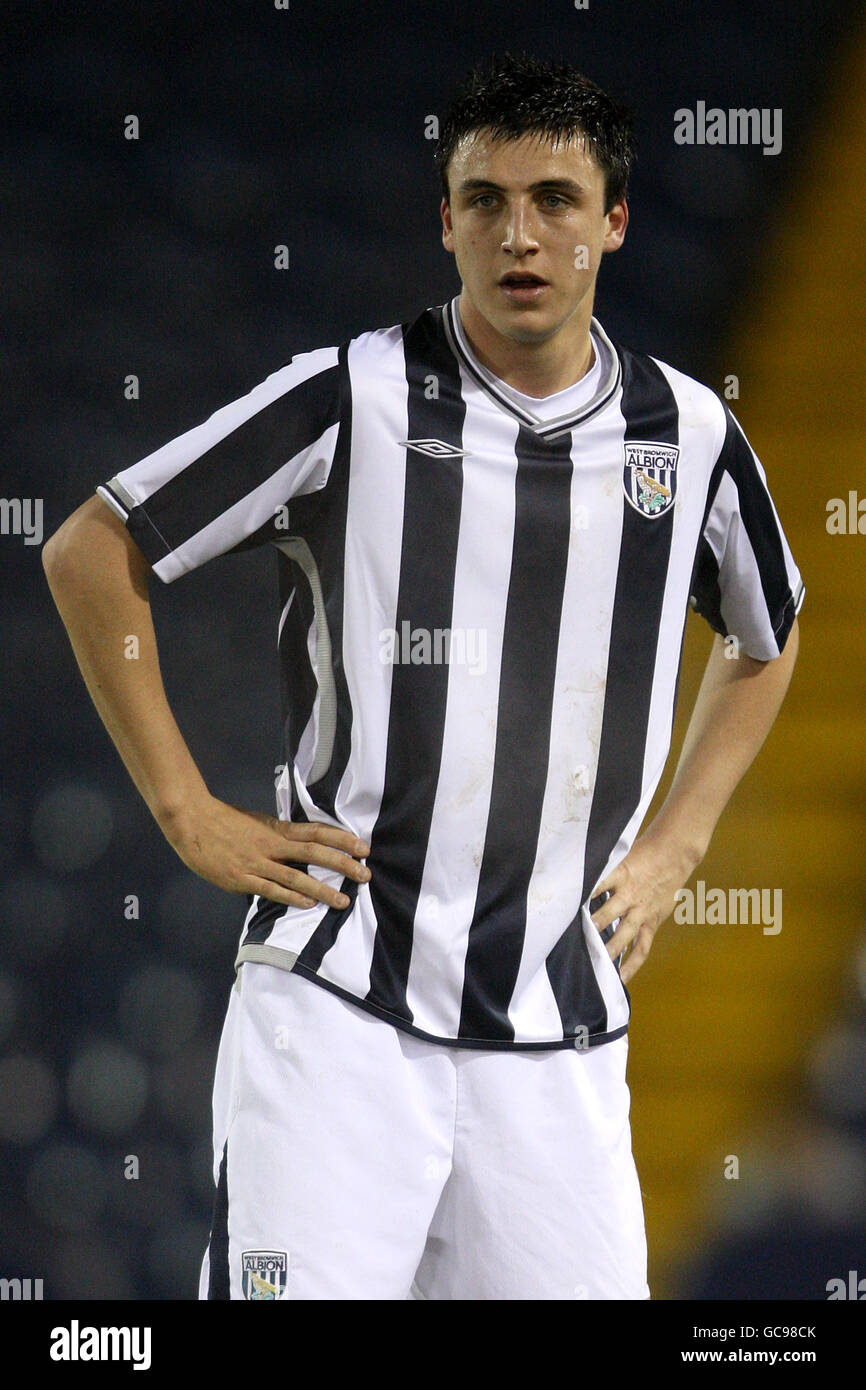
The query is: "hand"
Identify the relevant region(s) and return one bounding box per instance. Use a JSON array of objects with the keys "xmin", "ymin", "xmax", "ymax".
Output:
[
  {"xmin": 589, "ymin": 832, "xmax": 699, "ymax": 984},
  {"xmin": 161, "ymin": 793, "xmax": 371, "ymax": 909}
]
